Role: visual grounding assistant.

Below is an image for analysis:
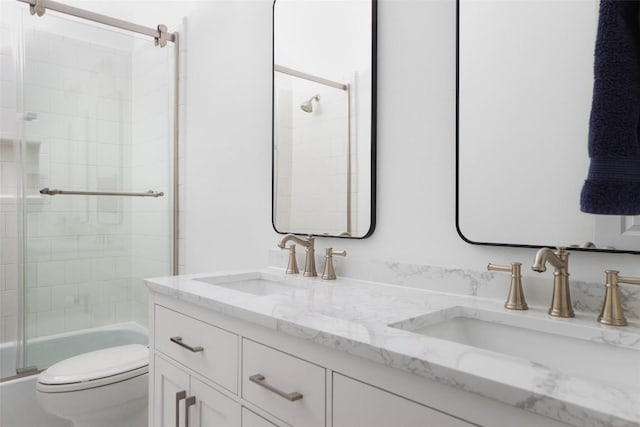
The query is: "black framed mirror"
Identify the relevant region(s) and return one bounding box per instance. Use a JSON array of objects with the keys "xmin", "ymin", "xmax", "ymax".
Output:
[
  {"xmin": 272, "ymin": 0, "xmax": 377, "ymax": 238},
  {"xmin": 456, "ymin": 0, "xmax": 640, "ymax": 254}
]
